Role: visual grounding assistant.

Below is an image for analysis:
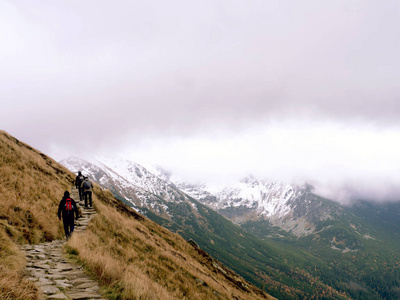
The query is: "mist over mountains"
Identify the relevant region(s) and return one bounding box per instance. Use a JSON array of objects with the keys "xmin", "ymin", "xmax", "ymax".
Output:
[{"xmin": 60, "ymin": 154, "xmax": 398, "ymax": 236}]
